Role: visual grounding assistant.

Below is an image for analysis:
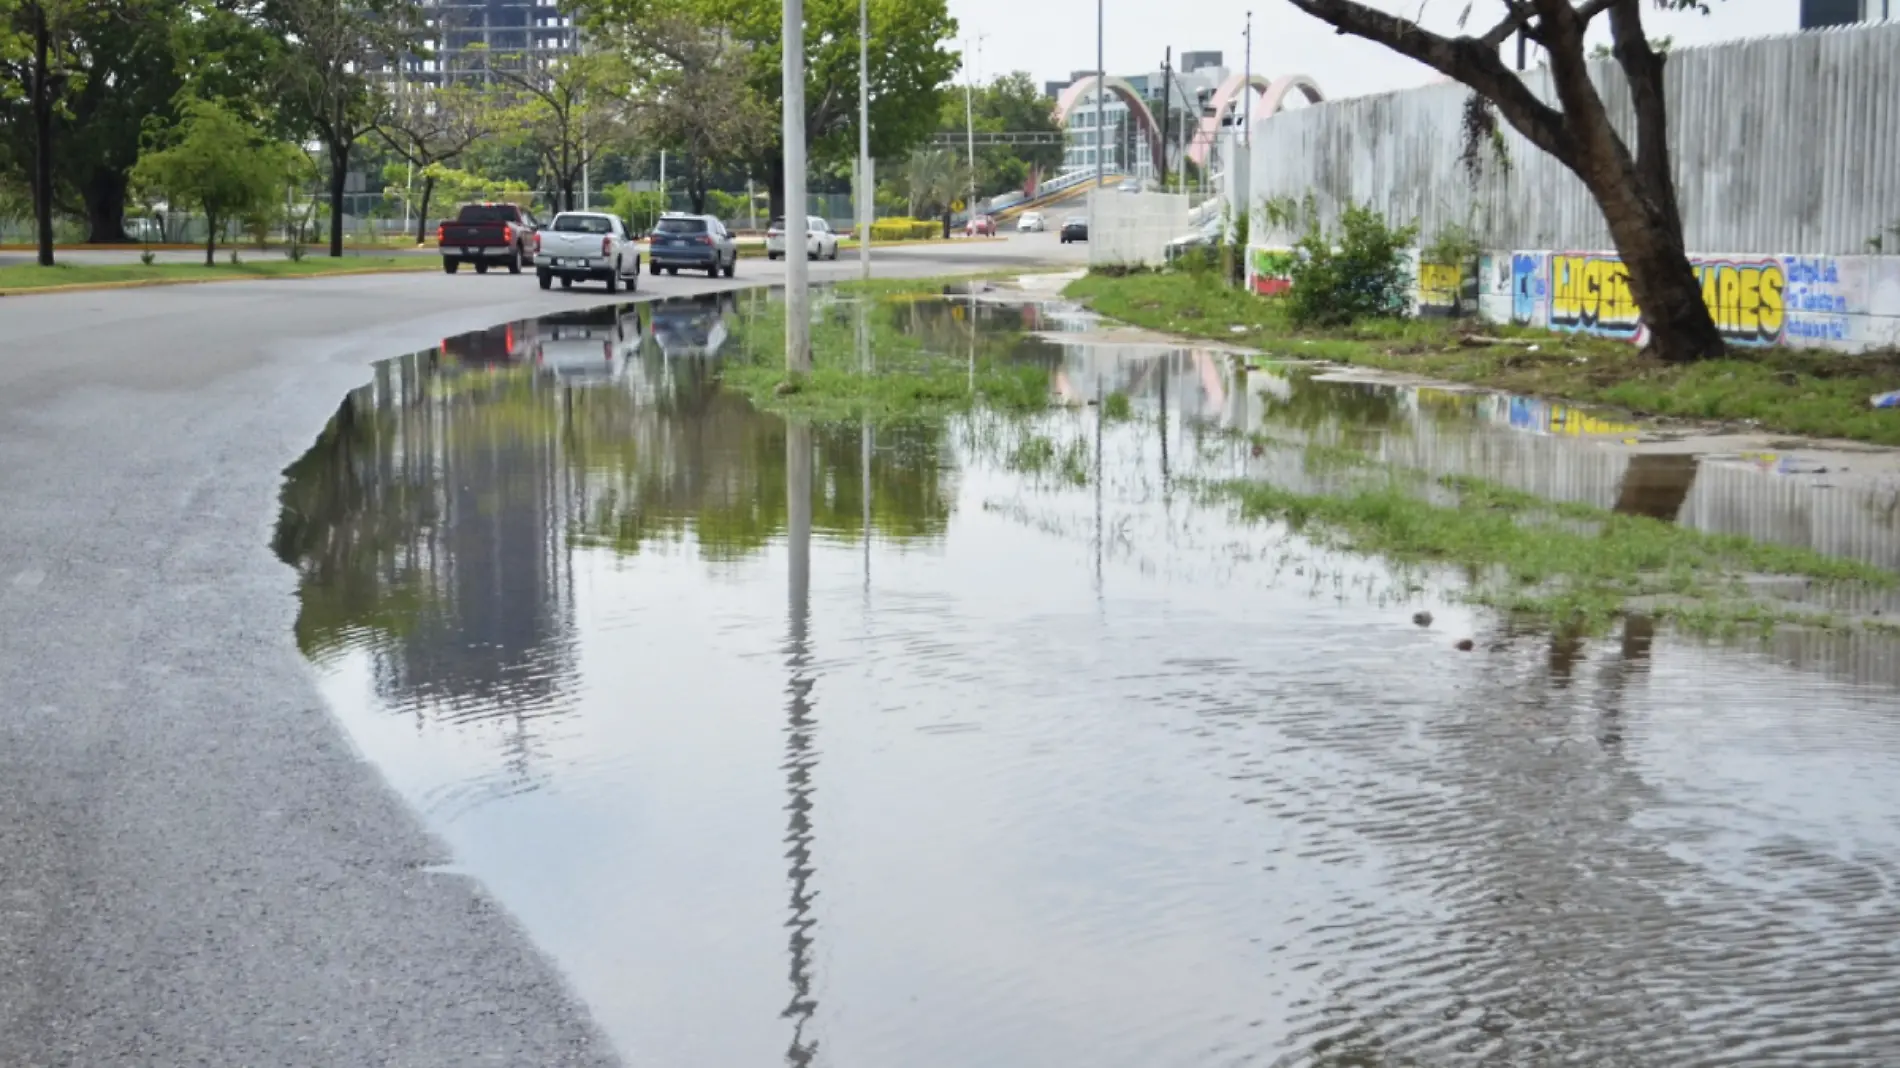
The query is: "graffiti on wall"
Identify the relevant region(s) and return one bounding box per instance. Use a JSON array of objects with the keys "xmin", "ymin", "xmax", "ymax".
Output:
[
  {"xmin": 1251, "ymin": 249, "xmax": 1295, "ymax": 296},
  {"xmin": 1781, "ymin": 256, "xmax": 1850, "ymax": 343},
  {"xmin": 1510, "ymin": 253, "xmax": 1546, "ymax": 325},
  {"xmin": 1547, "ymin": 253, "xmax": 1792, "ymax": 346},
  {"xmin": 1417, "ymin": 260, "xmax": 1478, "ymax": 318}
]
